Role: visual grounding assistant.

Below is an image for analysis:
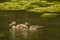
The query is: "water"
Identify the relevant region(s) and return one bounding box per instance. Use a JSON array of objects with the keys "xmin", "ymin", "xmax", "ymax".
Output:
[{"xmin": 0, "ymin": 11, "xmax": 60, "ymax": 40}]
